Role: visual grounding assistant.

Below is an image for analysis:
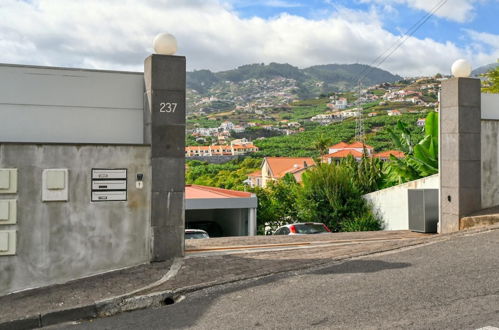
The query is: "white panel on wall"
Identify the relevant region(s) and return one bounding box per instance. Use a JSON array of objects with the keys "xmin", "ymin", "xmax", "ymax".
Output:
[
  {"xmin": 481, "ymin": 93, "xmax": 499, "ymax": 120},
  {"xmin": 42, "ymin": 169, "xmax": 69, "ymax": 202},
  {"xmin": 0, "ymin": 169, "xmax": 17, "ymax": 194},
  {"xmin": 0, "ymin": 200, "xmax": 17, "ymax": 225},
  {"xmin": 0, "ymin": 230, "xmax": 16, "ymax": 256},
  {"xmin": 0, "ymin": 64, "xmax": 144, "ymax": 144}
]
